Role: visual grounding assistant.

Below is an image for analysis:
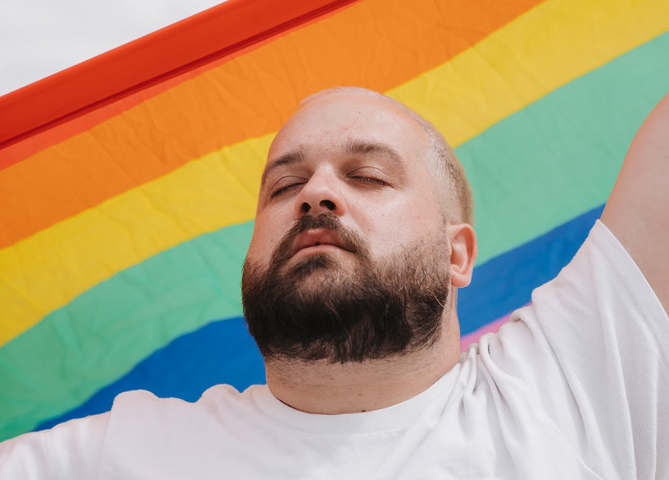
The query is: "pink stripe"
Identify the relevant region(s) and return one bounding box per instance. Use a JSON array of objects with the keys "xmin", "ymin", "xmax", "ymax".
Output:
[{"xmin": 460, "ymin": 303, "xmax": 531, "ymax": 351}]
